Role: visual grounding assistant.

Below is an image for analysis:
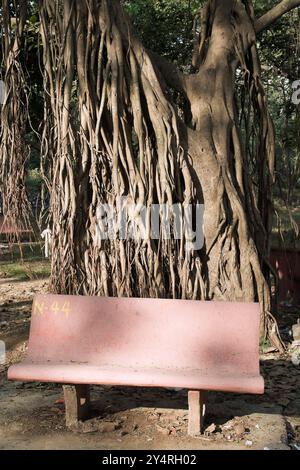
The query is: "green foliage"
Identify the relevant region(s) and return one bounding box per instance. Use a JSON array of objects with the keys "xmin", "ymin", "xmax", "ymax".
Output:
[
  {"xmin": 0, "ymin": 243, "xmax": 50, "ymax": 281},
  {"xmin": 260, "ymin": 337, "xmax": 271, "ymax": 352},
  {"xmin": 26, "ymin": 168, "xmax": 42, "ymax": 190},
  {"xmin": 124, "ymin": 0, "xmax": 202, "ymax": 69},
  {"xmin": 255, "ymin": 0, "xmax": 299, "ymax": 81},
  {"xmin": 249, "ymin": 2, "xmax": 300, "ymax": 248},
  {"xmin": 0, "ymin": 258, "xmax": 50, "ymax": 281}
]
